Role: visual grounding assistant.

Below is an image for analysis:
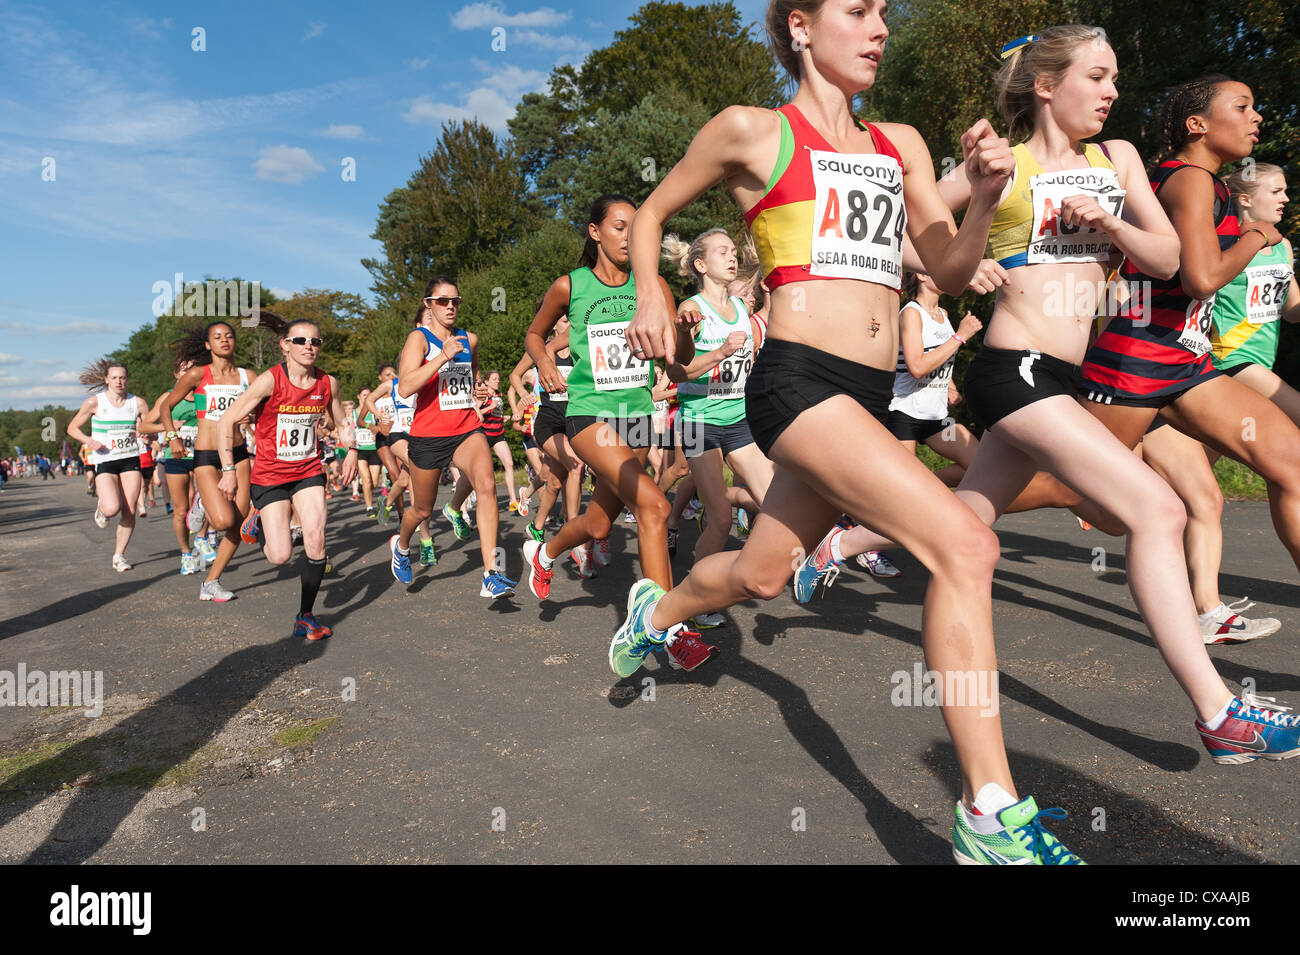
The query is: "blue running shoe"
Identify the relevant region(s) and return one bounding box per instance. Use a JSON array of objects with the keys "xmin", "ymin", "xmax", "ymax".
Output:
[
  {"xmin": 444, "ymin": 503, "xmax": 472, "ymax": 540},
  {"xmin": 609, "ymin": 579, "xmax": 669, "ymax": 677},
  {"xmin": 480, "ymin": 571, "xmax": 515, "ymax": 599},
  {"xmin": 953, "ymin": 796, "xmax": 1085, "ymax": 865},
  {"xmin": 1196, "ymin": 693, "xmax": 1300, "ymax": 764},
  {"xmin": 390, "ymin": 534, "xmax": 413, "ymax": 584},
  {"xmin": 793, "ymin": 527, "xmax": 843, "ymax": 604}
]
